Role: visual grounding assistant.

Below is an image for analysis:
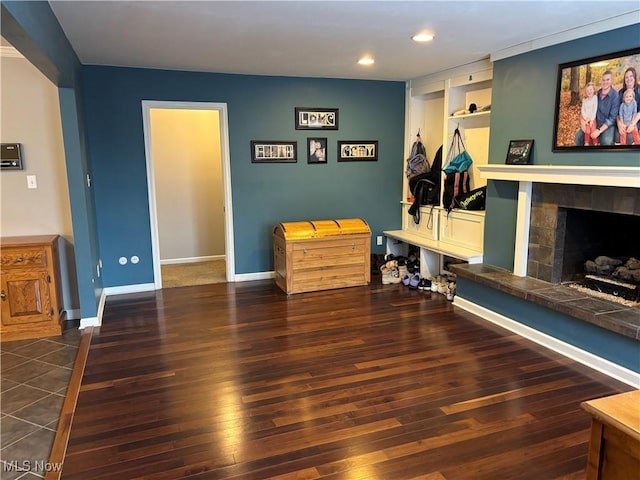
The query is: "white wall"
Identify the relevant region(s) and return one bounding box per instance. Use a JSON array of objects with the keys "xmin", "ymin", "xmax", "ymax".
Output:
[
  {"xmin": 0, "ymin": 52, "xmax": 79, "ymax": 317},
  {"xmin": 150, "ymin": 109, "xmax": 225, "ymax": 262}
]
